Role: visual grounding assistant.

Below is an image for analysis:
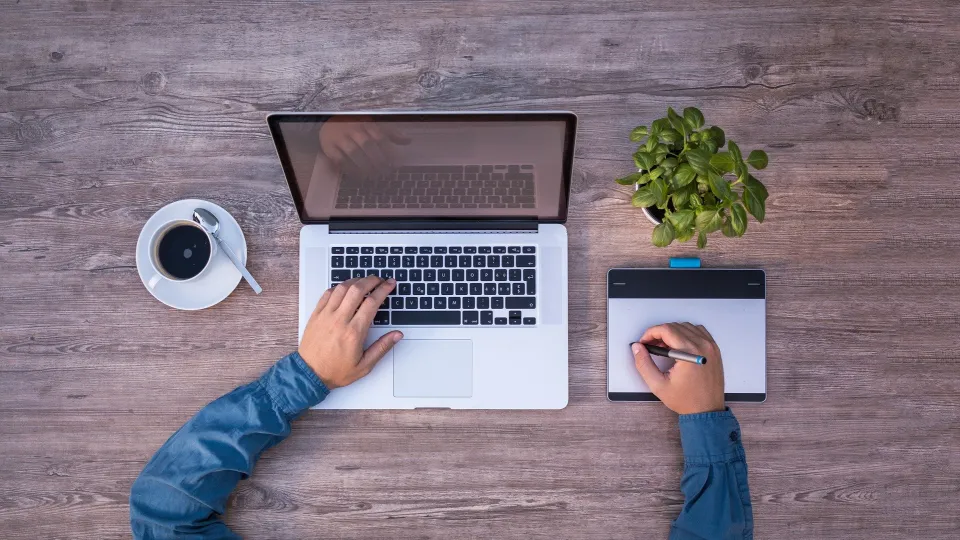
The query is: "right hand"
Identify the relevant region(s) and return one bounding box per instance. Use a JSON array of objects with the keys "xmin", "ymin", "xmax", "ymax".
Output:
[
  {"xmin": 318, "ymin": 117, "xmax": 412, "ymax": 175},
  {"xmin": 631, "ymin": 323, "xmax": 725, "ymax": 415},
  {"xmin": 298, "ymin": 276, "xmax": 403, "ymax": 389}
]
